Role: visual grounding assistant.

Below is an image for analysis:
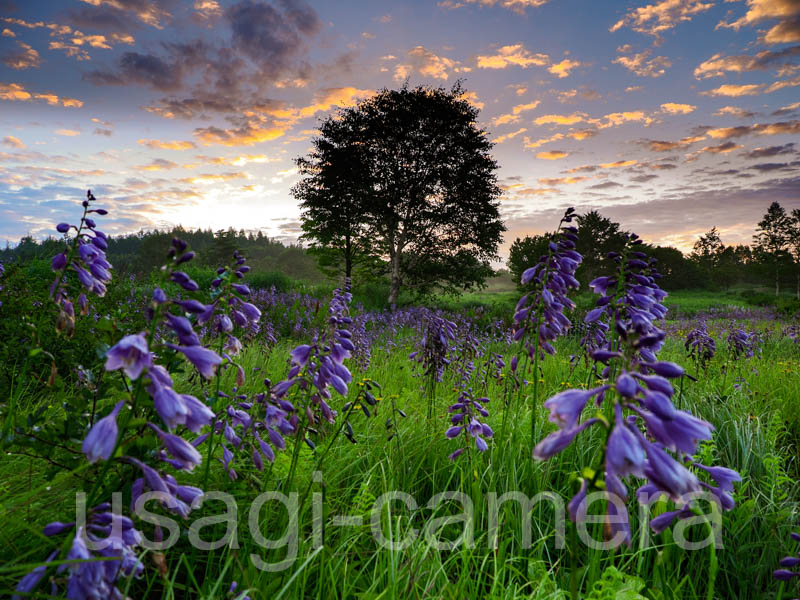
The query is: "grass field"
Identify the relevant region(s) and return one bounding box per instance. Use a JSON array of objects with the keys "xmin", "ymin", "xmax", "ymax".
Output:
[{"xmin": 2, "ymin": 281, "xmax": 799, "ymax": 599}]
